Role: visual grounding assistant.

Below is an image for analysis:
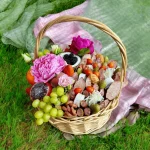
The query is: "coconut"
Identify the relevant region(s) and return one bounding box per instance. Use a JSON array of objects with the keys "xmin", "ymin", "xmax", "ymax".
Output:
[{"xmin": 59, "ymin": 52, "xmax": 81, "ymax": 68}]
